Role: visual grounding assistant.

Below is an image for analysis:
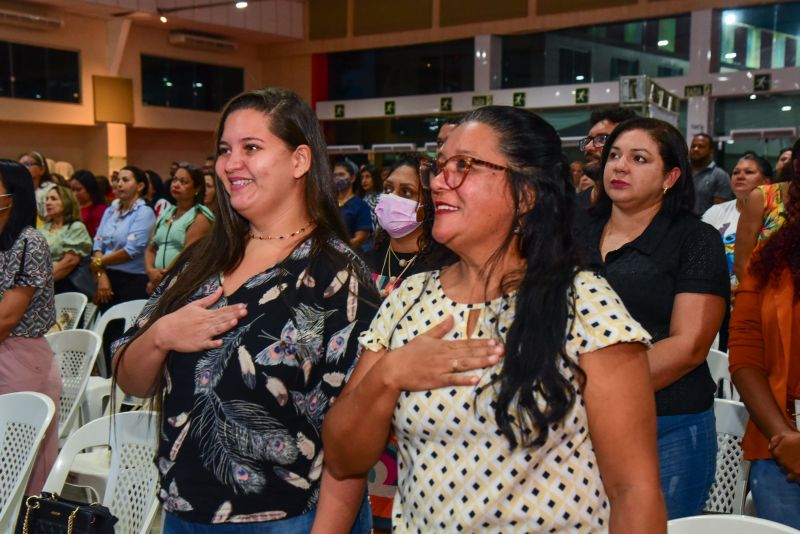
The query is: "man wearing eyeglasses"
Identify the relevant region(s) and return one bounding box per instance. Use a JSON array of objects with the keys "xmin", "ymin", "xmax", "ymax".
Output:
[{"xmin": 575, "ymin": 107, "xmax": 639, "ymax": 210}]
